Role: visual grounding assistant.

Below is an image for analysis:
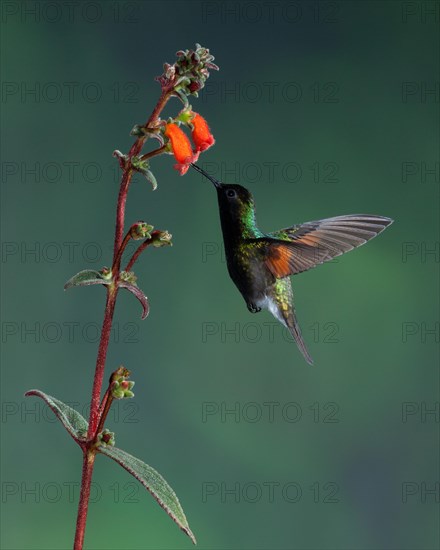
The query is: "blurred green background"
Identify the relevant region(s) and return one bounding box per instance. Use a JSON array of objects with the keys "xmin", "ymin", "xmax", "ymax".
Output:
[{"xmin": 1, "ymin": 1, "xmax": 439, "ymax": 549}]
